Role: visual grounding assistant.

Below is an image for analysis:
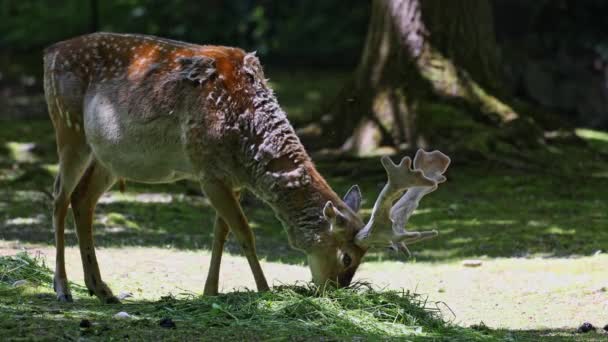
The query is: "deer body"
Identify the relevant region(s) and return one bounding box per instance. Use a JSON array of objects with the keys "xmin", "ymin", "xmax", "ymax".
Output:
[{"xmin": 45, "ymin": 33, "xmax": 448, "ymax": 304}]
